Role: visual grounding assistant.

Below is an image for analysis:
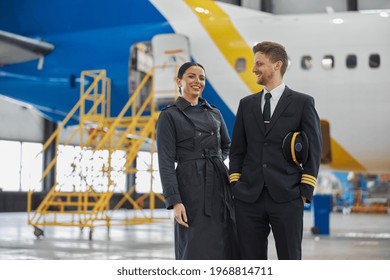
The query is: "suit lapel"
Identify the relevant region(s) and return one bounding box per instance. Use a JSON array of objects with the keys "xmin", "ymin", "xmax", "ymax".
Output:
[
  {"xmin": 265, "ymin": 87, "xmax": 293, "ymax": 136},
  {"xmin": 251, "ymin": 91, "xmax": 266, "ymax": 134}
]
